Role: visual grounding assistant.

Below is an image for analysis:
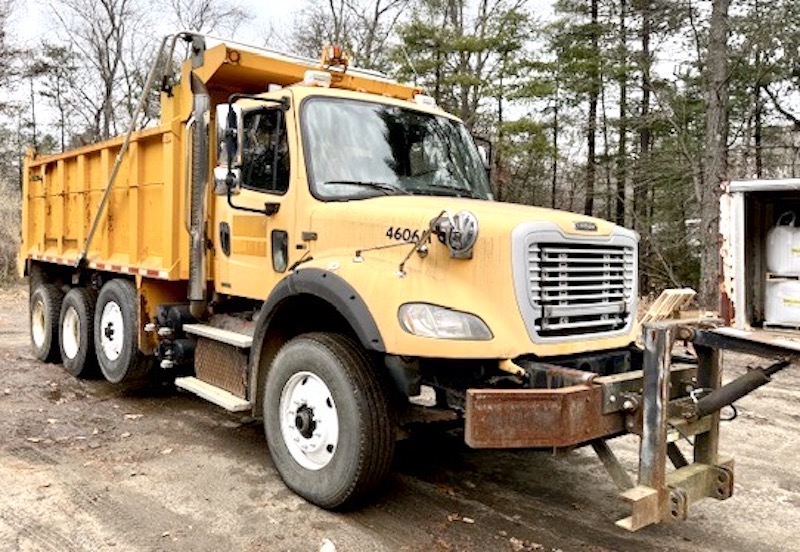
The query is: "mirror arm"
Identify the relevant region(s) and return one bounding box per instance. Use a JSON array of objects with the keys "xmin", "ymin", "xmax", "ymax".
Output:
[{"xmin": 225, "ymin": 187, "xmax": 280, "ymax": 216}]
